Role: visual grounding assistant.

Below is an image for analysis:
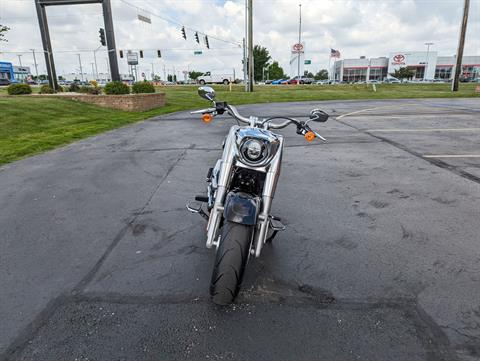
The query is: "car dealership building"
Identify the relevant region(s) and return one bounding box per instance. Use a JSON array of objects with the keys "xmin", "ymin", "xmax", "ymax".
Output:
[{"xmin": 333, "ymin": 52, "xmax": 480, "ymax": 82}]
